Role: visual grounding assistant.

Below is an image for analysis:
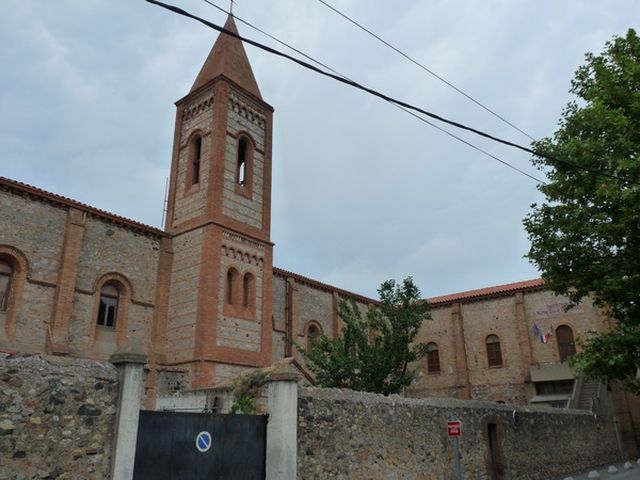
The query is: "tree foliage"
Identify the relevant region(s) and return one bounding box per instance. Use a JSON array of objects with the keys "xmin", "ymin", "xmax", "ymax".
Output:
[
  {"xmin": 523, "ymin": 29, "xmax": 640, "ymax": 391},
  {"xmin": 299, "ymin": 277, "xmax": 431, "ymax": 395}
]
